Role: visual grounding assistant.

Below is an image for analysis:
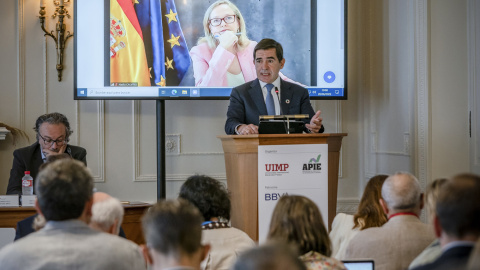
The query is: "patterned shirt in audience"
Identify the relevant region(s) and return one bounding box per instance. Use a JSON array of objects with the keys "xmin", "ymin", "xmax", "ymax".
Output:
[{"xmin": 300, "ymin": 251, "xmax": 347, "ymax": 270}]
